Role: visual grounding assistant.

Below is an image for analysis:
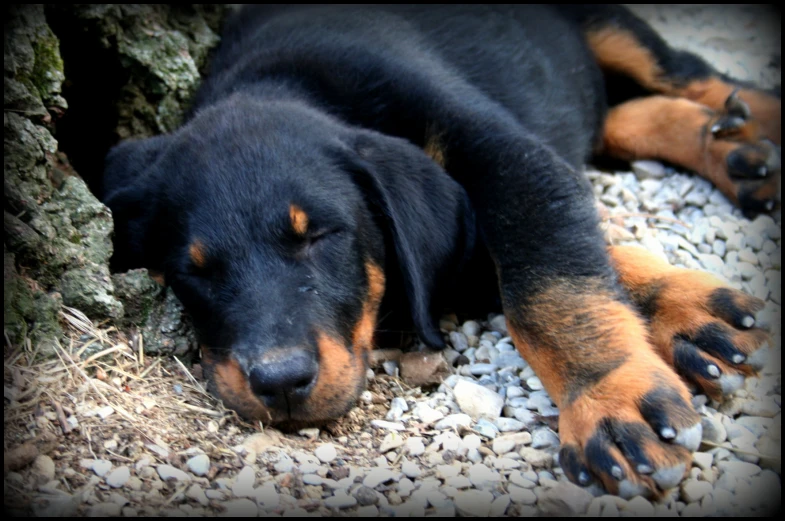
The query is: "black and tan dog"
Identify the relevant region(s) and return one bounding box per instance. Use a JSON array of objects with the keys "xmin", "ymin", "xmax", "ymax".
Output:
[{"xmin": 102, "ymin": 5, "xmax": 779, "ymax": 498}]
